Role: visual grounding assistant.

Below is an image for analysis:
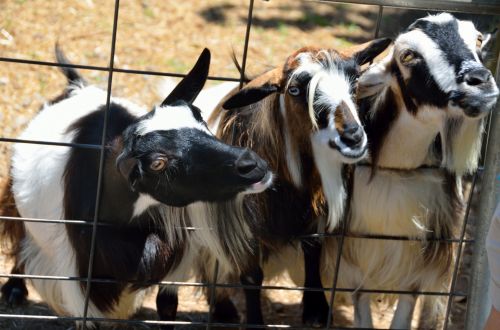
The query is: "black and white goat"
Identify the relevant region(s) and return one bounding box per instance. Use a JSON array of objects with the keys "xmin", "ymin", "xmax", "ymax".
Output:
[
  {"xmin": 1, "ymin": 48, "xmax": 273, "ymax": 328},
  {"xmin": 195, "ymin": 39, "xmax": 392, "ymax": 327},
  {"xmin": 322, "ymin": 13, "xmax": 499, "ymax": 329}
]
